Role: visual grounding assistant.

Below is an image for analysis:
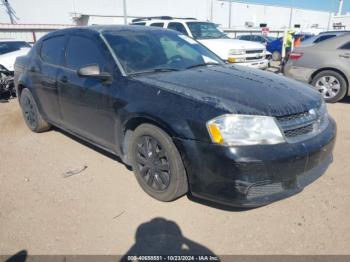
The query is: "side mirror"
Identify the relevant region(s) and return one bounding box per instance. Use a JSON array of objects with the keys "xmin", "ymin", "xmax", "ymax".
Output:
[{"xmin": 77, "ymin": 64, "xmax": 112, "ymax": 83}]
